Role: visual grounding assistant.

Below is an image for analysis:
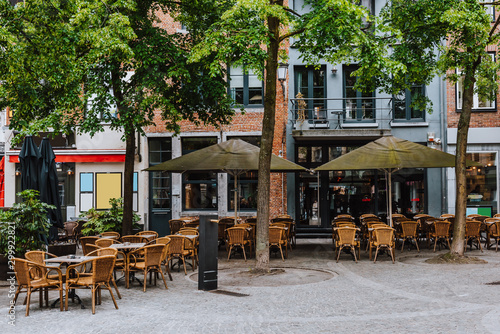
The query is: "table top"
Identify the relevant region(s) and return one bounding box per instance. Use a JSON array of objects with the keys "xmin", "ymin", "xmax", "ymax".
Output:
[
  {"xmin": 137, "ymin": 234, "xmax": 157, "ymax": 239},
  {"xmin": 110, "ymin": 242, "xmax": 146, "ymax": 250},
  {"xmin": 47, "ymin": 255, "xmax": 97, "ymax": 264}
]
